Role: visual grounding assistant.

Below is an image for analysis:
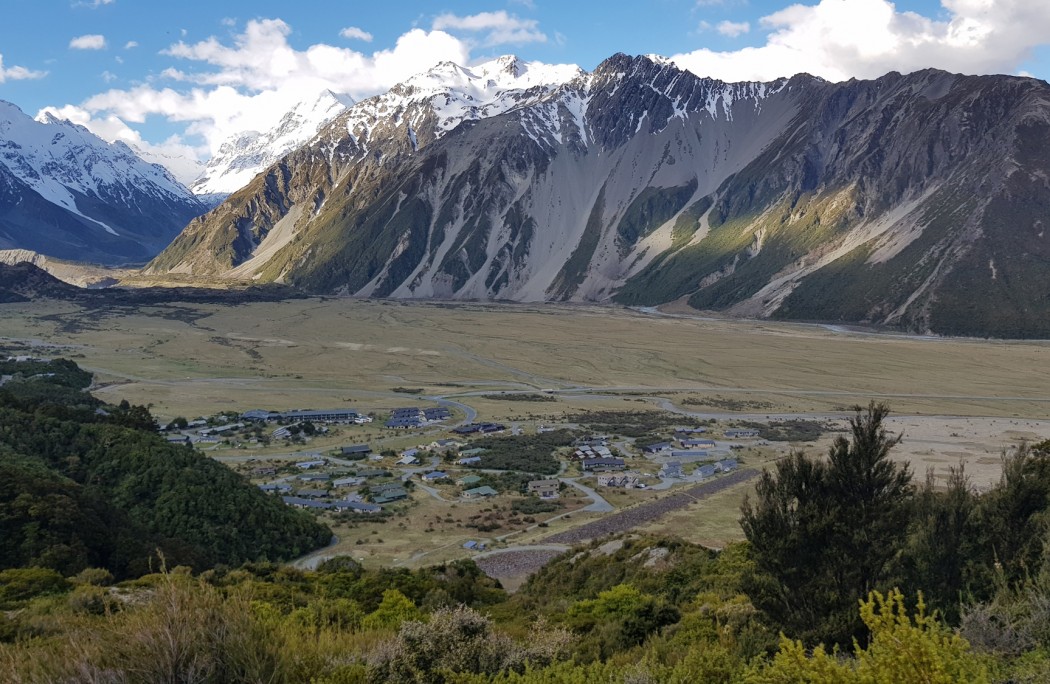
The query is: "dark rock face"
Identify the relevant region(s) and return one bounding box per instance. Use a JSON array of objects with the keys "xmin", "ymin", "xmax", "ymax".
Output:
[{"xmin": 147, "ymin": 55, "xmax": 1050, "ymax": 337}]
